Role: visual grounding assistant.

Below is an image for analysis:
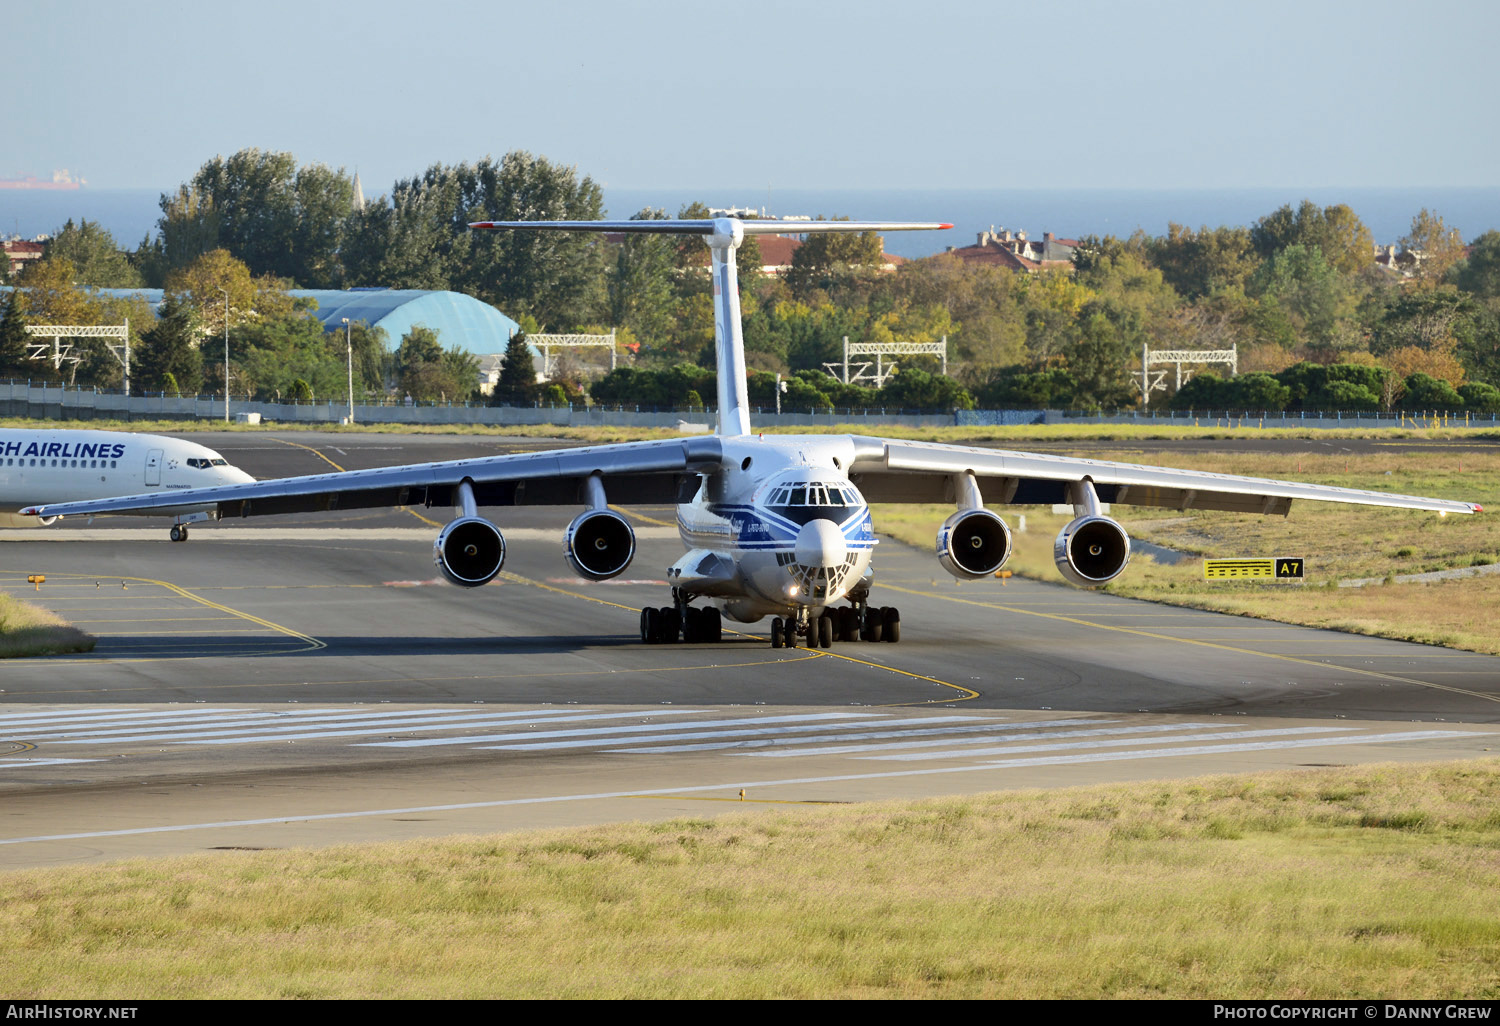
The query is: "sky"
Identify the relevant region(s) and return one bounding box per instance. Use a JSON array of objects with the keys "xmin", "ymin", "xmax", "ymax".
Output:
[{"xmin": 4, "ymin": 0, "xmax": 1497, "ymax": 196}]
